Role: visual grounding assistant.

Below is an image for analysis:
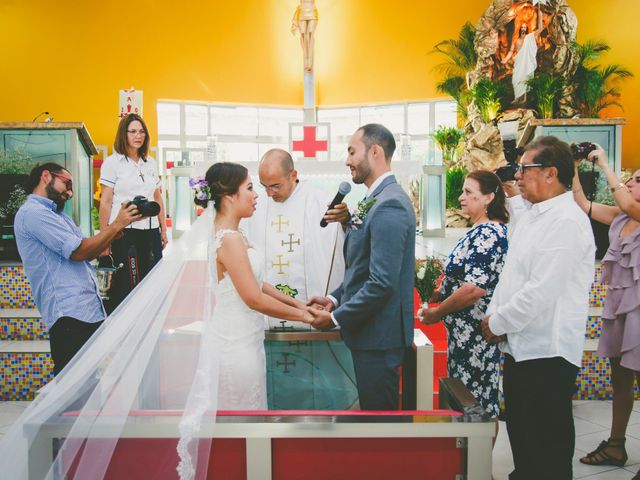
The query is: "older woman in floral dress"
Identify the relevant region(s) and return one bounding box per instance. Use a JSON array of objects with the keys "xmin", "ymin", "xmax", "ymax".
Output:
[{"xmin": 420, "ymin": 170, "xmax": 509, "ymax": 417}]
